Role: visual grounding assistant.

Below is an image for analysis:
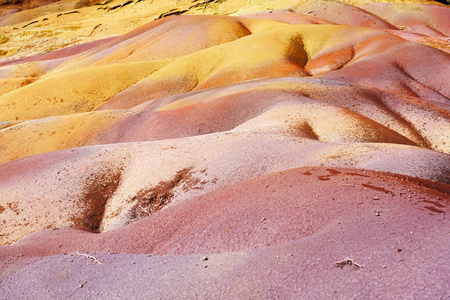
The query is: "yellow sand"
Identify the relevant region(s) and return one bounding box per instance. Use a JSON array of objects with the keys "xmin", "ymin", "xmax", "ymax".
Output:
[
  {"xmin": 0, "ymin": 110, "xmax": 129, "ymax": 163},
  {"xmin": 0, "ymin": 0, "xmax": 445, "ymax": 64},
  {"xmin": 0, "ymin": 59, "xmax": 171, "ymax": 120}
]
